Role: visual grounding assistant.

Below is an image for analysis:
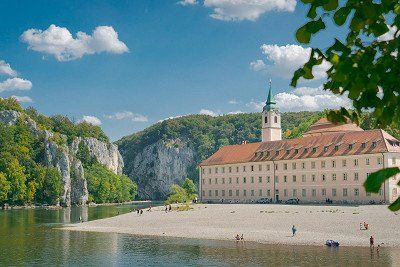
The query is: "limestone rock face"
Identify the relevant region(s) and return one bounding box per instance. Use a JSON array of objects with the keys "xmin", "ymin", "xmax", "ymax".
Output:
[
  {"xmin": 126, "ymin": 139, "xmax": 195, "ymax": 200},
  {"xmin": 71, "ymin": 137, "xmax": 123, "ymax": 174},
  {"xmin": 0, "ymin": 110, "xmax": 122, "ymax": 206}
]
